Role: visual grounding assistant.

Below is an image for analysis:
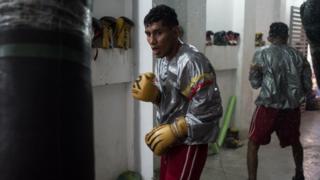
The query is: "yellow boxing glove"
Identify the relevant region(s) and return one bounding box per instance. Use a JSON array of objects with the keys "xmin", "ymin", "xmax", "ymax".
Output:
[
  {"xmin": 115, "ymin": 16, "xmax": 134, "ymax": 49},
  {"xmin": 145, "ymin": 117, "xmax": 188, "ymax": 156},
  {"xmin": 132, "ymin": 72, "xmax": 160, "ymax": 103}
]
